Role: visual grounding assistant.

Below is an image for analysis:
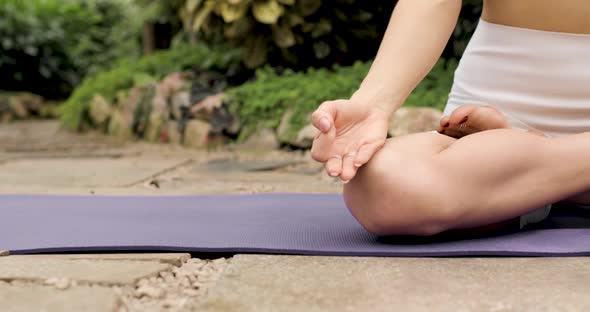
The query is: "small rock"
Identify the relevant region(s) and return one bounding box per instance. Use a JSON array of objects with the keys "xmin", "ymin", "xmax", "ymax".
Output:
[
  {"xmin": 55, "ymin": 279, "xmax": 70, "ymax": 290},
  {"xmin": 108, "ymin": 110, "xmax": 132, "ymax": 140},
  {"xmin": 0, "ymin": 250, "xmax": 9, "ymax": 256},
  {"xmin": 159, "ymin": 72, "xmax": 187, "ymax": 99},
  {"xmin": 121, "ymin": 87, "xmax": 143, "ymax": 125},
  {"xmin": 183, "ymin": 120, "xmax": 211, "ymax": 148},
  {"xmin": 189, "ymin": 258, "xmax": 204, "ymax": 264},
  {"xmin": 144, "ymin": 111, "xmax": 167, "ymax": 142},
  {"xmin": 160, "ymin": 271, "xmax": 176, "ymax": 284},
  {"xmin": 170, "ymin": 91, "xmax": 191, "ymax": 120},
  {"xmin": 164, "ymin": 121, "xmax": 182, "ymax": 144},
  {"xmin": 45, "ymin": 277, "xmax": 70, "ymax": 290},
  {"xmin": 242, "ymin": 128, "xmax": 279, "ymax": 150},
  {"xmin": 89, "ymin": 94, "xmax": 112, "ymax": 126},
  {"xmin": 182, "ymin": 289, "xmax": 200, "ymax": 297},
  {"xmin": 8, "ymin": 97, "xmax": 28, "ymax": 119},
  {"xmin": 8, "ymin": 92, "xmax": 45, "ymax": 119},
  {"xmin": 389, "ymin": 107, "xmax": 442, "ymax": 137},
  {"xmin": 292, "ymin": 124, "xmax": 319, "ymax": 149},
  {"xmin": 135, "ymin": 285, "xmax": 165, "ymax": 299},
  {"xmin": 190, "ymin": 93, "xmax": 225, "ymax": 121},
  {"xmin": 38, "ymin": 102, "xmax": 58, "ymax": 118},
  {"xmin": 180, "ymin": 277, "xmax": 191, "ymax": 287},
  {"xmin": 276, "ymin": 108, "xmax": 295, "ymax": 141}
]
